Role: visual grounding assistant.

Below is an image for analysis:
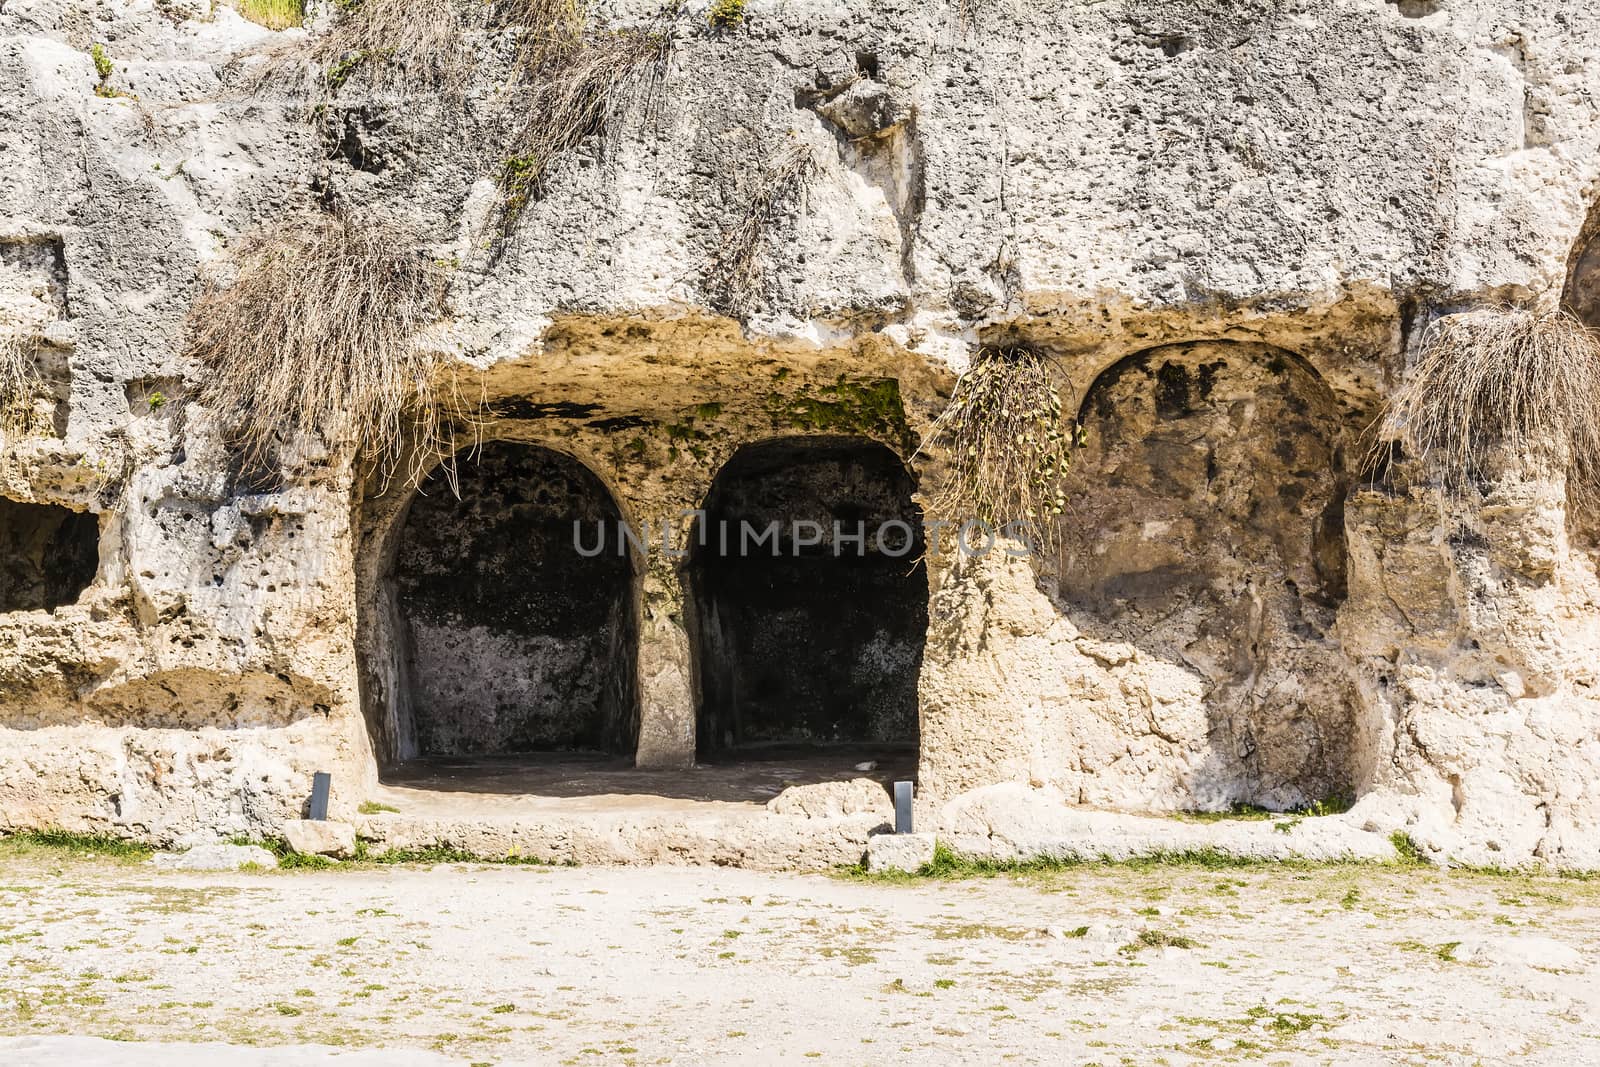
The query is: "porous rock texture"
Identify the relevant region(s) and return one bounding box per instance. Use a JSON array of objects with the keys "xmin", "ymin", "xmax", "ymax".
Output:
[{"xmin": 2, "ymin": 0, "xmax": 1600, "ymax": 867}]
